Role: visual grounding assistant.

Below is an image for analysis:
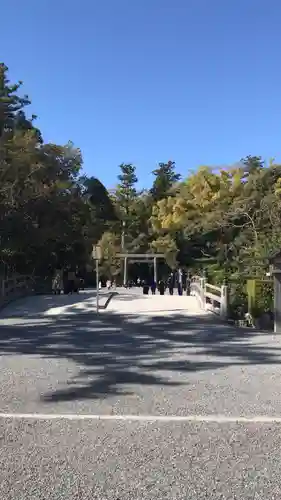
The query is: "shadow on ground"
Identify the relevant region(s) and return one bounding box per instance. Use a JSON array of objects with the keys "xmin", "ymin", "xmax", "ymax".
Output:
[{"xmin": 0, "ymin": 291, "xmax": 281, "ymax": 403}]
